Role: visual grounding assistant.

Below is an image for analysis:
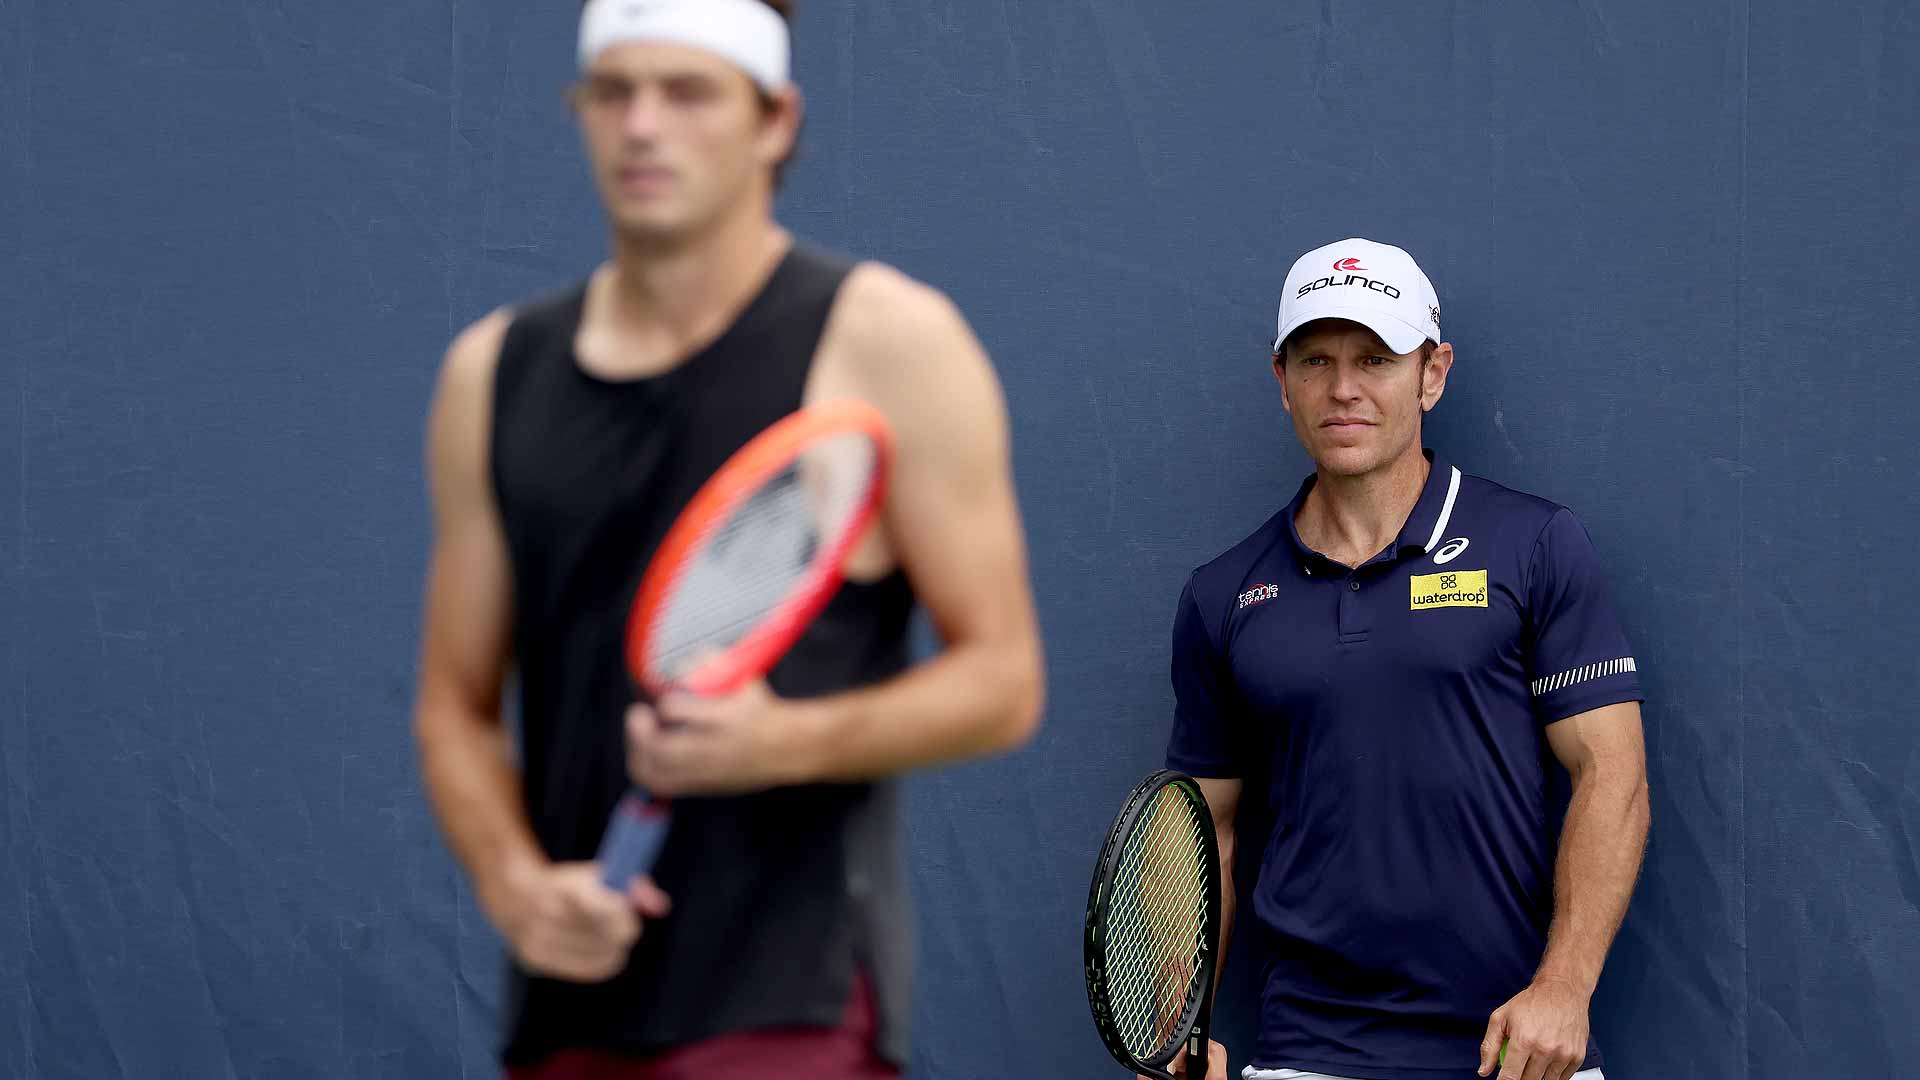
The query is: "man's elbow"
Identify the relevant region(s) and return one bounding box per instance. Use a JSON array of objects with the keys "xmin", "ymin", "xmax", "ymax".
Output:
[
  {"xmin": 413, "ymin": 681, "xmax": 502, "ymax": 761},
  {"xmin": 412, "ymin": 699, "xmax": 463, "ymax": 776},
  {"xmin": 412, "ymin": 682, "xmax": 462, "ymax": 747},
  {"xmin": 984, "ymin": 640, "xmax": 1046, "ymax": 753}
]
